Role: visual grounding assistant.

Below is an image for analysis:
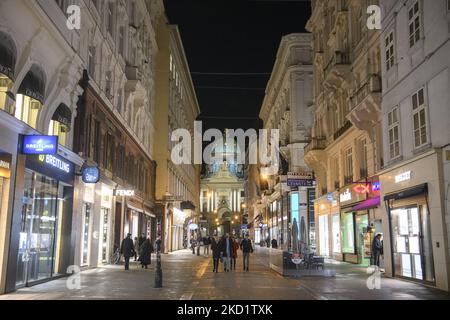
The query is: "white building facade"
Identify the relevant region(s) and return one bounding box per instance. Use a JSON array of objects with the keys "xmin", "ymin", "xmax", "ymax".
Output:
[{"xmin": 379, "ymin": 0, "xmax": 450, "ymax": 291}]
